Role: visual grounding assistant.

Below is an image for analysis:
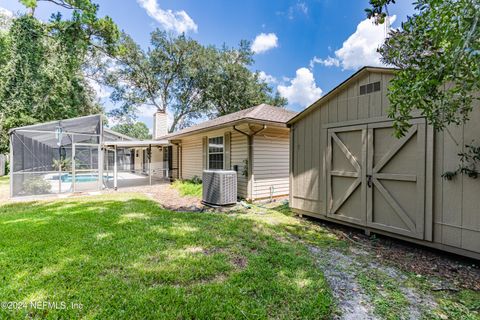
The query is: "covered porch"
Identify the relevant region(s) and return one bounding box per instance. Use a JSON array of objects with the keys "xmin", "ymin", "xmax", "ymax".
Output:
[{"xmin": 102, "ymin": 139, "xmax": 179, "ymax": 190}]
